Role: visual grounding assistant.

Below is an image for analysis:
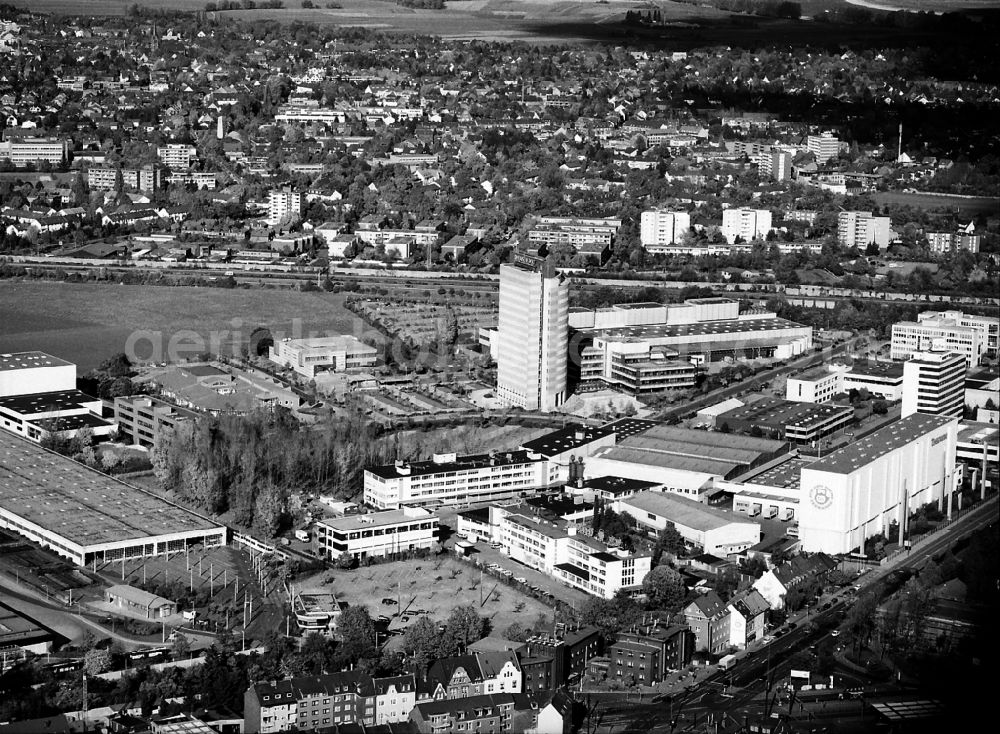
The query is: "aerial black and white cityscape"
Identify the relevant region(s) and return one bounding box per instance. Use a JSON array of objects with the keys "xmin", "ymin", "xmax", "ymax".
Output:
[{"xmin": 0, "ymin": 1, "xmax": 997, "ymax": 732}]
